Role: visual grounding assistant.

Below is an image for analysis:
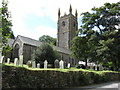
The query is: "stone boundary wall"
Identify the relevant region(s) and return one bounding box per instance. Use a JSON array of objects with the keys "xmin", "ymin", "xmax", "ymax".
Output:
[{"xmin": 2, "ymin": 64, "xmax": 120, "ymax": 89}]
